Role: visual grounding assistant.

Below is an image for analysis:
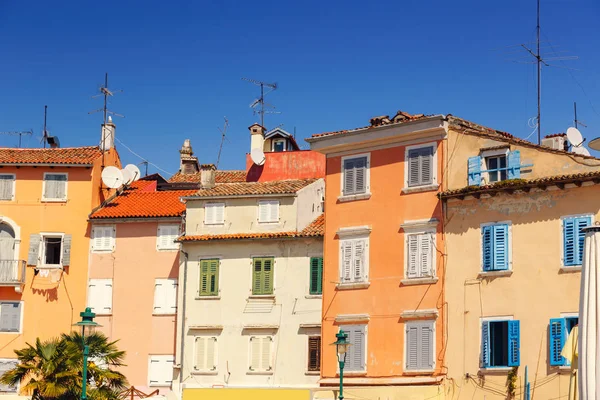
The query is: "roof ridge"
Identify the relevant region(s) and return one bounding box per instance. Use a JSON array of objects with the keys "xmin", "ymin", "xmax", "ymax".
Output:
[{"xmin": 0, "ymin": 146, "xmax": 99, "ymax": 151}]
